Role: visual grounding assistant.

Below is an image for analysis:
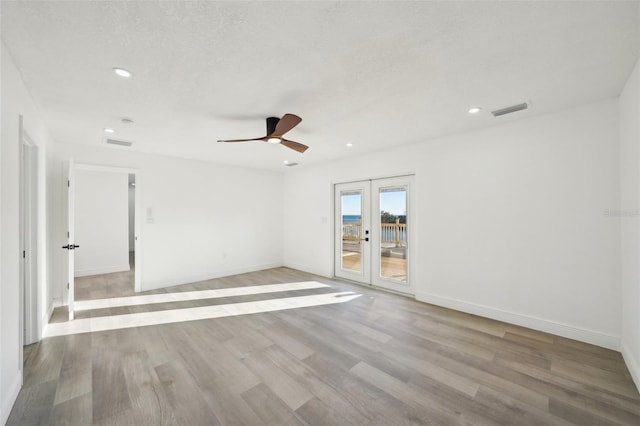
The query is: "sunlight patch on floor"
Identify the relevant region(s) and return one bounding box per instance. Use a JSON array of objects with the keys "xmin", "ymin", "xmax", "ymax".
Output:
[
  {"xmin": 74, "ymin": 281, "xmax": 331, "ymax": 311},
  {"xmin": 45, "ymin": 290, "xmax": 361, "ymax": 337}
]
